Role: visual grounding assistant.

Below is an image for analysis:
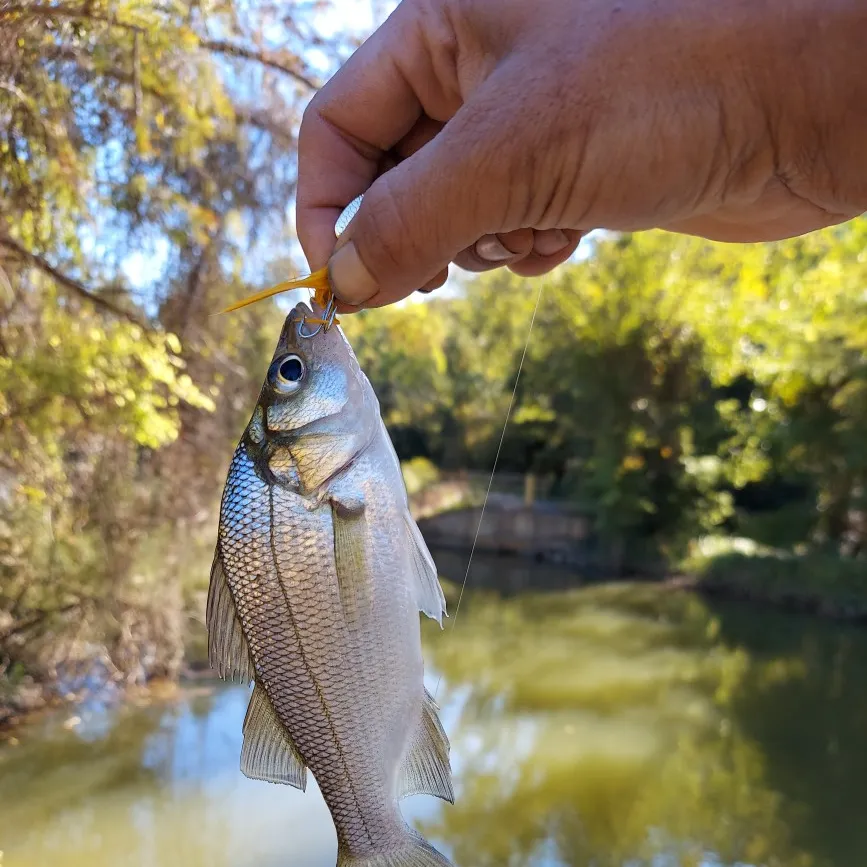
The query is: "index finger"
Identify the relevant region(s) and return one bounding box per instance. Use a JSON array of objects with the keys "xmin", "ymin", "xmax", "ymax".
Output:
[{"xmin": 296, "ymin": 2, "xmax": 462, "ymax": 268}]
